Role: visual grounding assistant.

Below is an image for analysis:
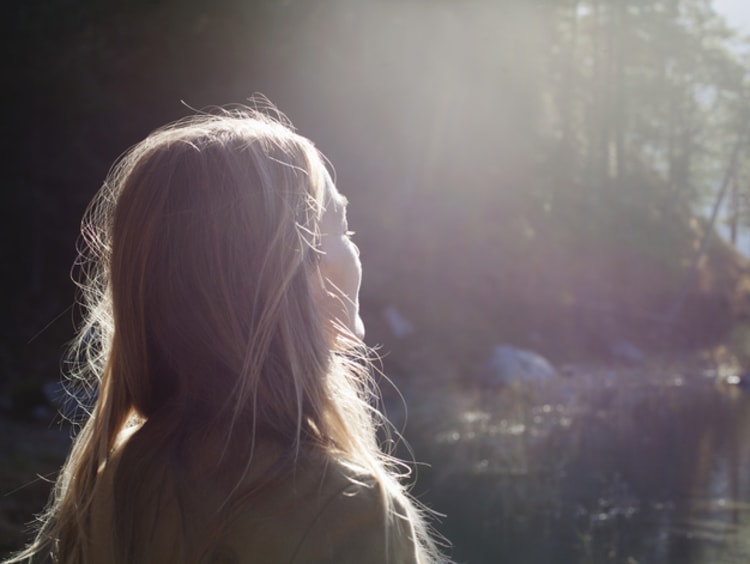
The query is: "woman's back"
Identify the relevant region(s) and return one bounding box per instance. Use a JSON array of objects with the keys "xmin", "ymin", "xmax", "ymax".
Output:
[{"xmin": 87, "ymin": 420, "xmax": 419, "ymax": 563}]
